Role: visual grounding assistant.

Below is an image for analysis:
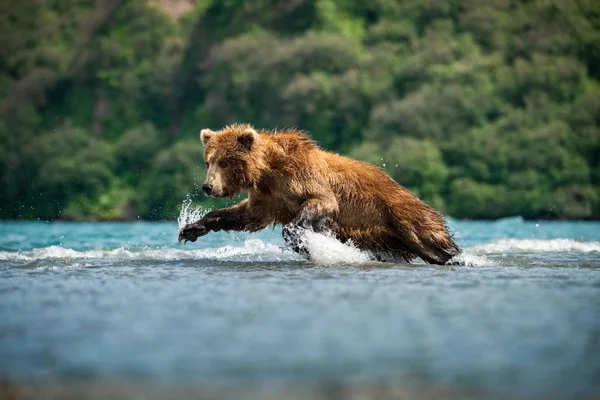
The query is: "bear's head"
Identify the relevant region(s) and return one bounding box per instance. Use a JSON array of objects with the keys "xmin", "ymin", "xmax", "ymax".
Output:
[{"xmin": 199, "ymin": 124, "xmax": 265, "ymax": 198}]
